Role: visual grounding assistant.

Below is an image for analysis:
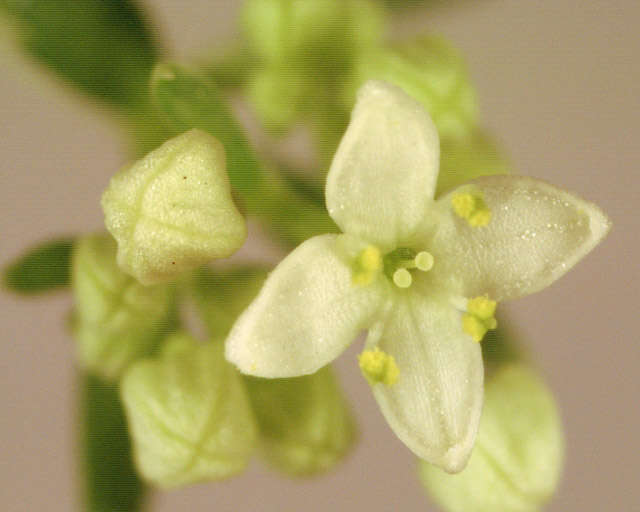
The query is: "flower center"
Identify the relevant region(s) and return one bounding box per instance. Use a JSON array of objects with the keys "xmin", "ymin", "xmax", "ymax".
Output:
[{"xmin": 383, "ymin": 247, "xmax": 435, "ymax": 288}]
